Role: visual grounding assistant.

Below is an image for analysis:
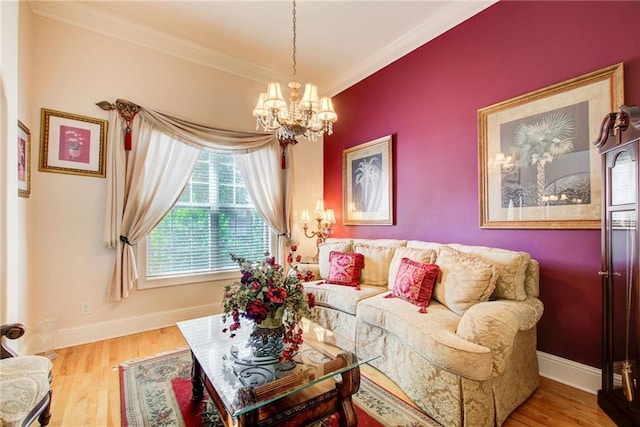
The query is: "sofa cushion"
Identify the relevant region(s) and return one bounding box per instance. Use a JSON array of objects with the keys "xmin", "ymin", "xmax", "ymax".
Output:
[
  {"xmin": 388, "ymin": 246, "xmax": 437, "ymax": 290},
  {"xmin": 318, "ymin": 240, "xmax": 353, "ymax": 279},
  {"xmin": 356, "ymin": 293, "xmax": 493, "ymax": 381},
  {"xmin": 303, "ymin": 281, "xmax": 387, "ymax": 315},
  {"xmin": 433, "ymin": 246, "xmax": 498, "ymax": 316},
  {"xmin": 447, "ymin": 243, "xmax": 530, "ymax": 301},
  {"xmin": 354, "ymin": 244, "xmax": 397, "ymax": 287},
  {"xmin": 326, "ymin": 251, "xmax": 365, "ymax": 288},
  {"xmin": 406, "ymin": 240, "xmax": 444, "ymax": 253},
  {"xmin": 390, "ymin": 258, "xmax": 439, "ymax": 309}
]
